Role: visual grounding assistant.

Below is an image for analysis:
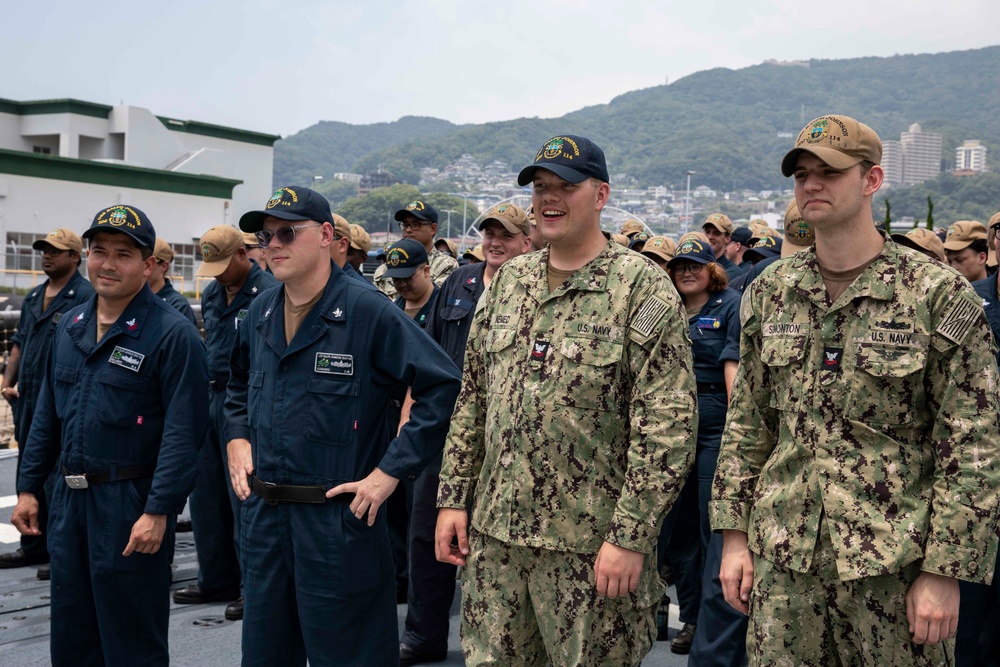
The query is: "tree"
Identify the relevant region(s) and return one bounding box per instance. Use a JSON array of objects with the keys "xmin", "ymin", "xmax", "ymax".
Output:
[
  {"xmin": 333, "ymin": 185, "xmax": 481, "ymax": 235},
  {"xmin": 926, "ymin": 196, "xmax": 934, "ymax": 230}
]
